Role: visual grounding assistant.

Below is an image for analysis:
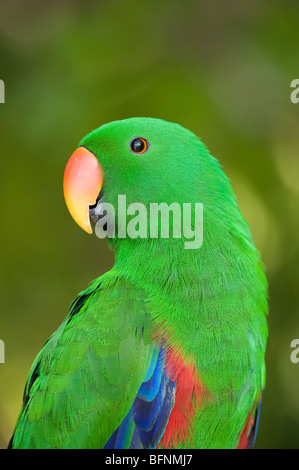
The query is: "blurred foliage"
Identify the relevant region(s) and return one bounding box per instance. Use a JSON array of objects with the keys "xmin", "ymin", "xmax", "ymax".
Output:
[{"xmin": 0, "ymin": 0, "xmax": 299, "ymax": 449}]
